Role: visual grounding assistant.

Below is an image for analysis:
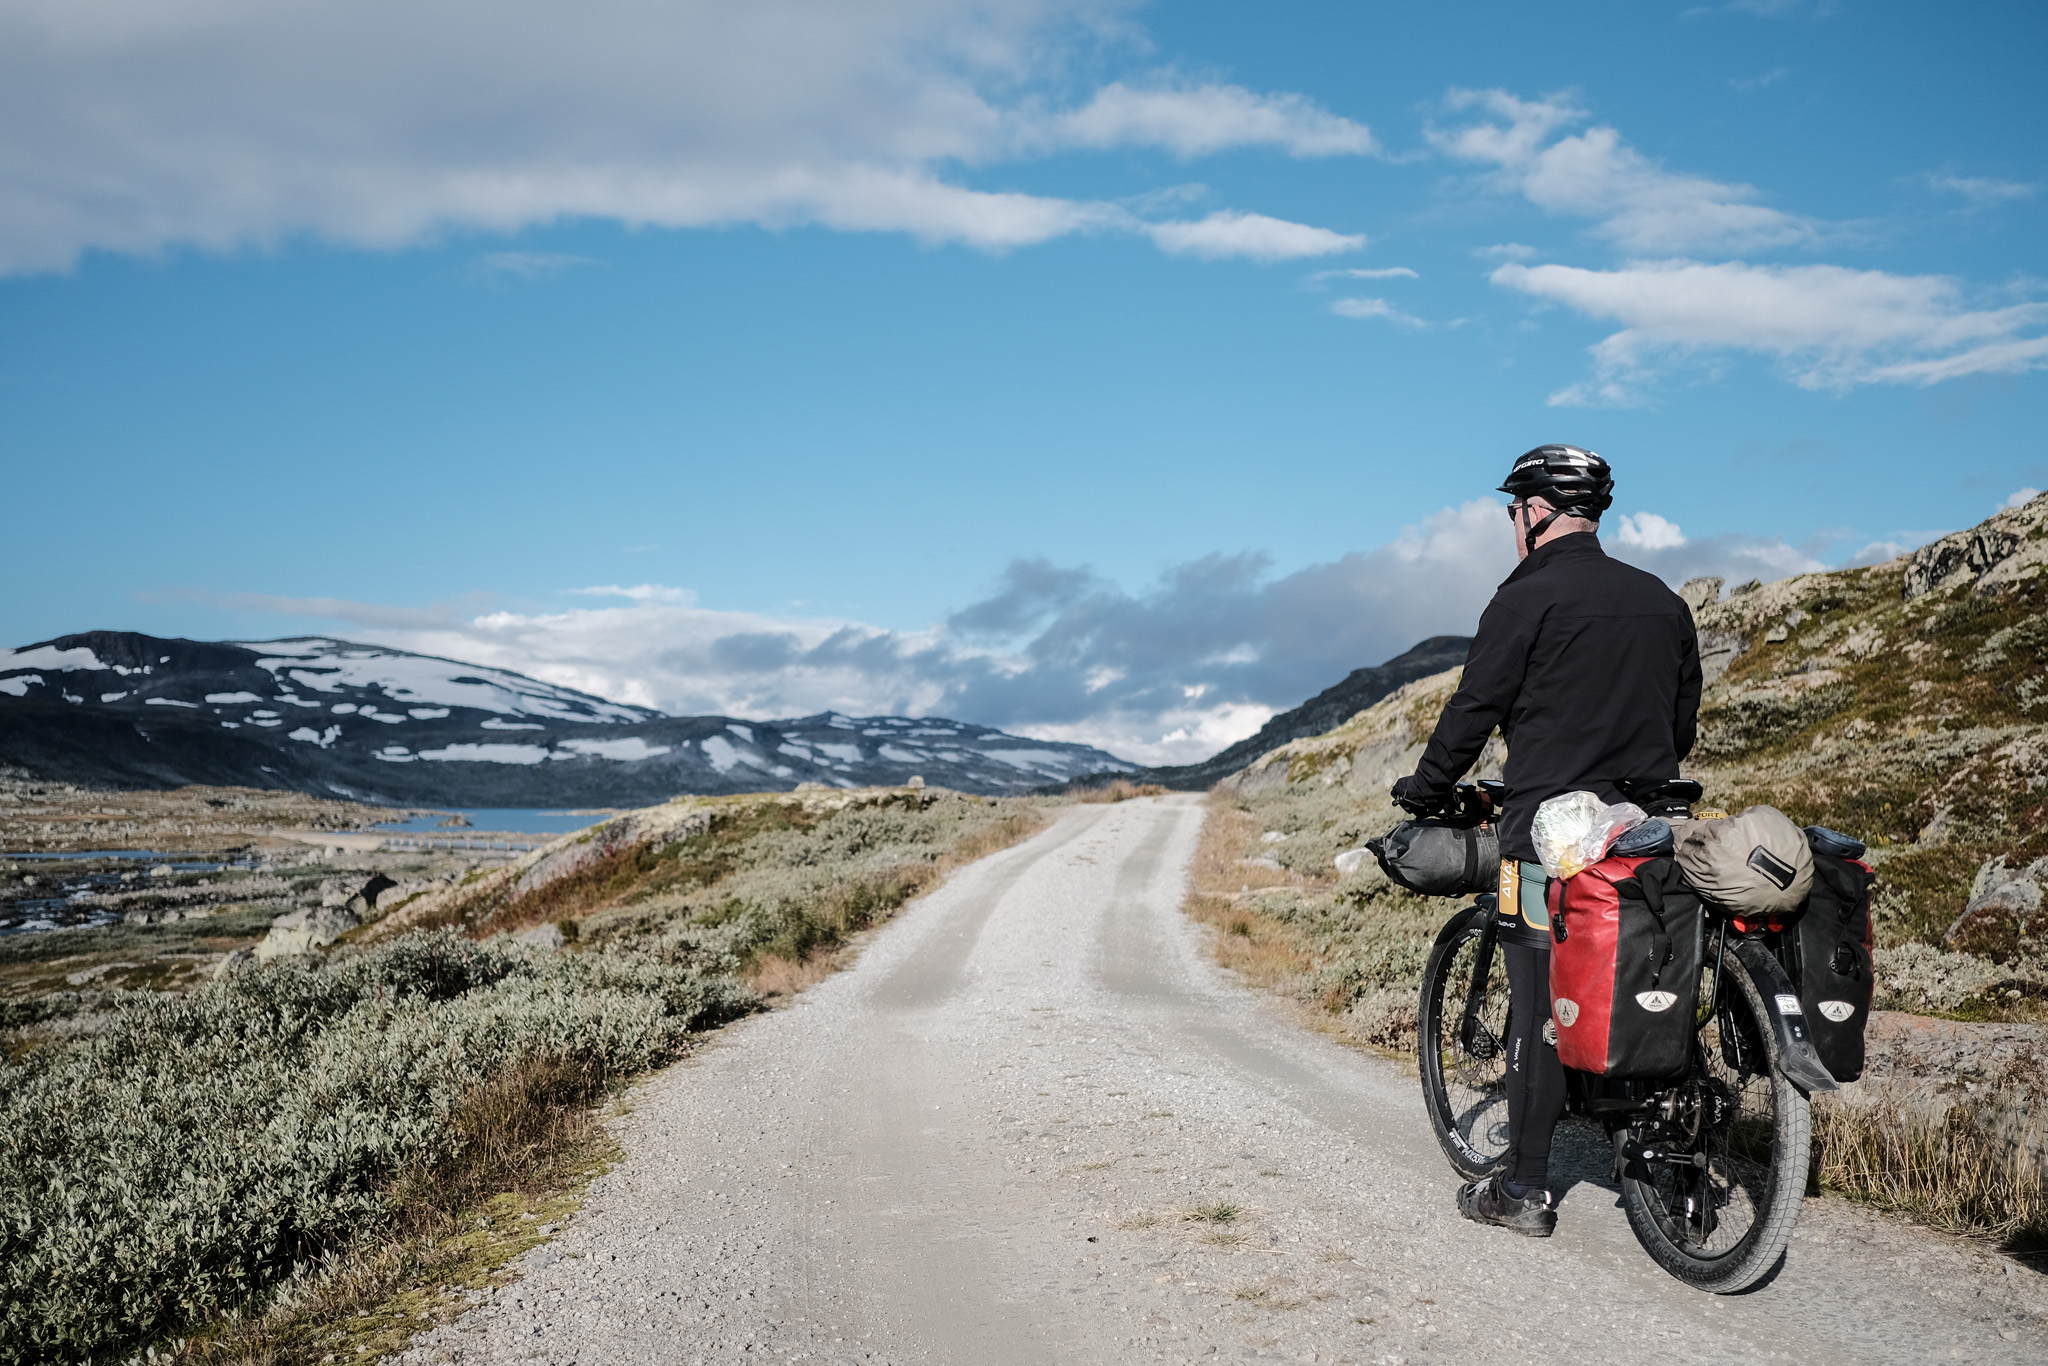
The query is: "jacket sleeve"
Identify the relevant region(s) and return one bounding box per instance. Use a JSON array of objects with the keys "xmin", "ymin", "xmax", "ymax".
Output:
[
  {"xmin": 1410, "ymin": 597, "xmax": 1537, "ymax": 798},
  {"xmin": 1673, "ymin": 613, "xmax": 1703, "ymax": 761}
]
